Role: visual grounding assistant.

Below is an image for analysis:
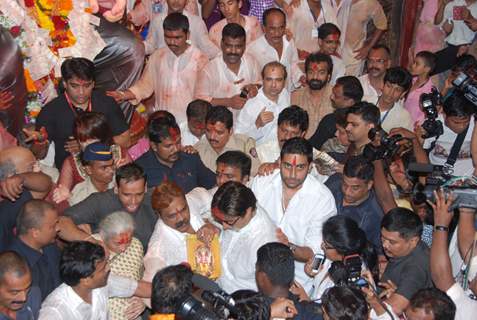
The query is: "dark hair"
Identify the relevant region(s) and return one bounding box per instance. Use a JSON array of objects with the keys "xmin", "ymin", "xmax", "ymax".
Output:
[
  {"xmin": 278, "ymin": 105, "xmax": 309, "ymax": 133},
  {"xmin": 61, "ymin": 57, "xmax": 95, "ymax": 82},
  {"xmin": 262, "ymin": 8, "xmax": 286, "ymax": 26},
  {"xmin": 206, "ymin": 105, "xmax": 233, "ymax": 130},
  {"xmin": 318, "ymin": 23, "xmax": 341, "ymax": 39},
  {"xmin": 409, "ymin": 288, "xmax": 456, "ymax": 320},
  {"xmin": 280, "ymin": 137, "xmax": 313, "ymax": 163},
  {"xmin": 256, "ymin": 242, "xmax": 295, "ymax": 288},
  {"xmin": 335, "ymin": 108, "xmax": 349, "ymax": 128},
  {"xmin": 452, "ymin": 54, "xmax": 476, "ymax": 72},
  {"xmin": 230, "ymin": 291, "xmax": 271, "ymax": 320},
  {"xmin": 262, "ymin": 61, "xmax": 288, "ymax": 80},
  {"xmin": 384, "ymin": 67, "xmax": 413, "ymax": 93},
  {"xmin": 148, "ymin": 116, "xmax": 181, "ymax": 143},
  {"xmin": 347, "ymin": 101, "xmax": 380, "ymax": 127},
  {"xmin": 443, "ymin": 90, "xmax": 474, "ymax": 118},
  {"xmin": 321, "ymin": 286, "xmax": 369, "ymax": 320},
  {"xmin": 216, "ymin": 150, "xmax": 252, "ymax": 178},
  {"xmin": 151, "ymin": 264, "xmax": 193, "ymax": 314},
  {"xmin": 16, "ymin": 199, "xmax": 55, "ymax": 236},
  {"xmin": 60, "ymin": 241, "xmax": 105, "ymax": 286},
  {"xmin": 0, "ymin": 251, "xmax": 29, "ymax": 284},
  {"xmin": 370, "ymin": 44, "xmax": 391, "ymax": 58},
  {"xmin": 115, "ymin": 163, "xmax": 146, "ymax": 186},
  {"xmin": 212, "ymin": 181, "xmax": 257, "ymax": 217},
  {"xmin": 323, "ymin": 216, "xmax": 370, "ymax": 258},
  {"xmin": 382, "ymin": 207, "xmax": 423, "ymax": 239},
  {"xmin": 186, "ymin": 99, "xmax": 212, "ymax": 121},
  {"xmin": 343, "ymin": 156, "xmax": 374, "ymax": 182},
  {"xmin": 148, "ymin": 110, "xmax": 177, "ymax": 126},
  {"xmin": 163, "ymin": 12, "xmax": 189, "ymax": 33},
  {"xmin": 74, "ymin": 112, "xmax": 113, "ymax": 145},
  {"xmin": 415, "ymin": 51, "xmax": 437, "ymax": 74},
  {"xmin": 305, "ymin": 52, "xmax": 333, "ymax": 76},
  {"xmin": 336, "ymin": 76, "xmax": 364, "ymax": 103},
  {"xmin": 222, "ymin": 23, "xmax": 246, "ymax": 40}
]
